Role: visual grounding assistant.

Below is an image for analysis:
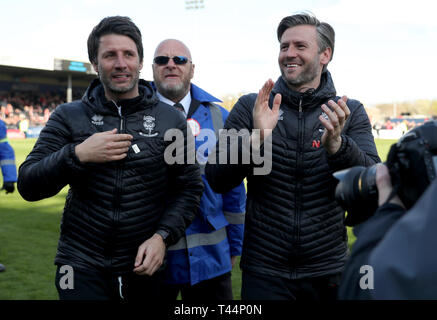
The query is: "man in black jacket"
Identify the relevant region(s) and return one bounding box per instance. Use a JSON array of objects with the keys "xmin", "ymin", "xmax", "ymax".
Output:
[
  {"xmin": 205, "ymin": 13, "xmax": 380, "ymax": 300},
  {"xmin": 17, "ymin": 16, "xmax": 203, "ymax": 300}
]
